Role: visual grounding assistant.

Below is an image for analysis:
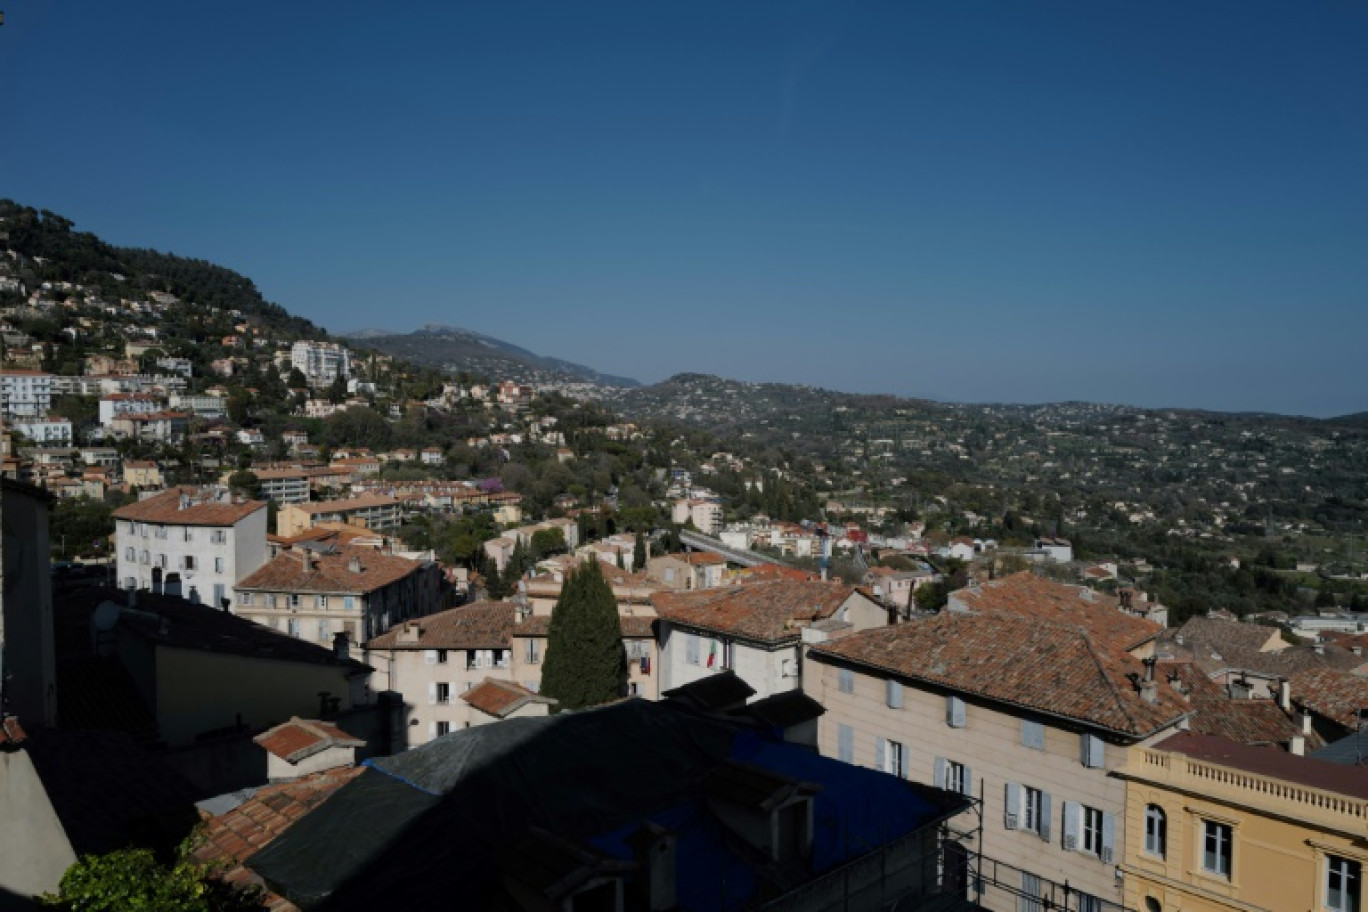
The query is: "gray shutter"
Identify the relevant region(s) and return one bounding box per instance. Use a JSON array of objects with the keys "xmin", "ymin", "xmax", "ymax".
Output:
[
  {"xmin": 838, "ymin": 724, "xmax": 854, "ymax": 763},
  {"xmin": 887, "ymin": 679, "xmax": 903, "ymax": 708},
  {"xmin": 951, "ymin": 696, "xmax": 966, "ymax": 728},
  {"xmin": 427, "ymin": 682, "xmax": 436, "ymax": 705},
  {"xmin": 875, "ymin": 737, "xmax": 887, "ymax": 772},
  {"xmin": 1004, "ymin": 782, "xmax": 1020, "ymax": 829},
  {"xmin": 1039, "ymin": 791, "xmax": 1053, "ymax": 842},
  {"xmin": 934, "ymin": 757, "xmax": 948, "ymax": 789},
  {"xmin": 1101, "ymin": 812, "xmax": 1117, "ymax": 863},
  {"xmin": 1062, "ymin": 801, "xmax": 1080, "ymax": 851},
  {"xmin": 898, "ymin": 747, "xmax": 909, "ymax": 780},
  {"xmin": 424, "ymin": 649, "xmax": 437, "ymax": 665},
  {"xmin": 960, "ymin": 764, "xmax": 973, "ymax": 797}
]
